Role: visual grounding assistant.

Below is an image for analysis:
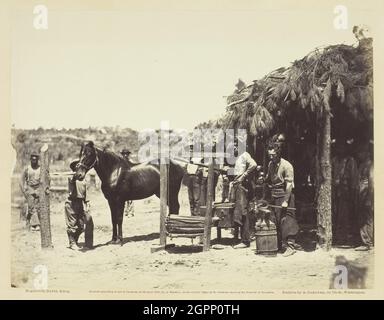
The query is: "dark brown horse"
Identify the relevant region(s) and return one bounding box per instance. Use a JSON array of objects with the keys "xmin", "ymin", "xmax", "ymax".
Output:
[{"xmin": 74, "ymin": 141, "xmax": 185, "ymax": 245}]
